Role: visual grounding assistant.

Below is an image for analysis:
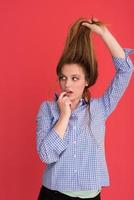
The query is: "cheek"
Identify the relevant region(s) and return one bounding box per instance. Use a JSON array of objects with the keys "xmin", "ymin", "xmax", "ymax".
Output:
[
  {"xmin": 74, "ymin": 82, "xmax": 86, "ymax": 91},
  {"xmin": 59, "ymin": 81, "xmax": 64, "ymax": 89}
]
